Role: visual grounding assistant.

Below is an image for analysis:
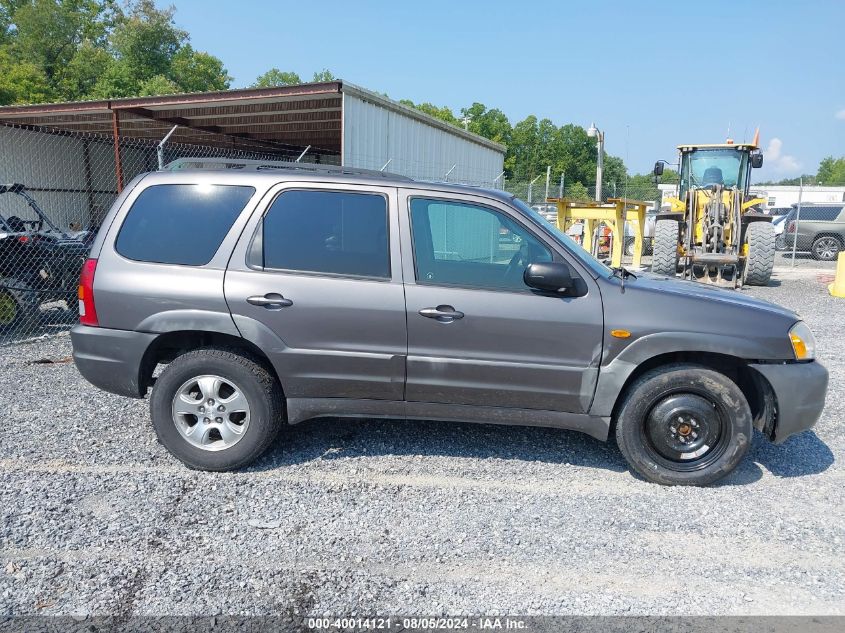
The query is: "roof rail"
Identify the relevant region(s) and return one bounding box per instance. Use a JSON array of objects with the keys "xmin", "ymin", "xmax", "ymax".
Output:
[{"xmin": 164, "ymin": 157, "xmax": 413, "ymax": 181}]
